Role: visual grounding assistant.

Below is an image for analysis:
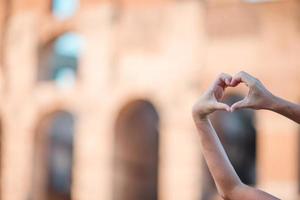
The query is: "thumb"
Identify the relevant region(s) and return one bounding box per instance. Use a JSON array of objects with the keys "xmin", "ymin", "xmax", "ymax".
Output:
[
  {"xmin": 230, "ymin": 99, "xmax": 249, "ymax": 112},
  {"xmin": 214, "ymin": 102, "xmax": 231, "ymax": 112}
]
